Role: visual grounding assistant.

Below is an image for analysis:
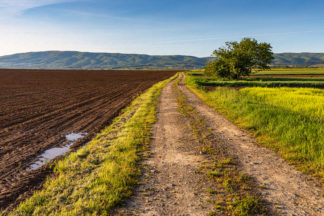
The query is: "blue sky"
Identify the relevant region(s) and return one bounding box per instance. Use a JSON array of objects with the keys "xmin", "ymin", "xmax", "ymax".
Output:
[{"xmin": 0, "ymin": 0, "xmax": 324, "ymax": 57}]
